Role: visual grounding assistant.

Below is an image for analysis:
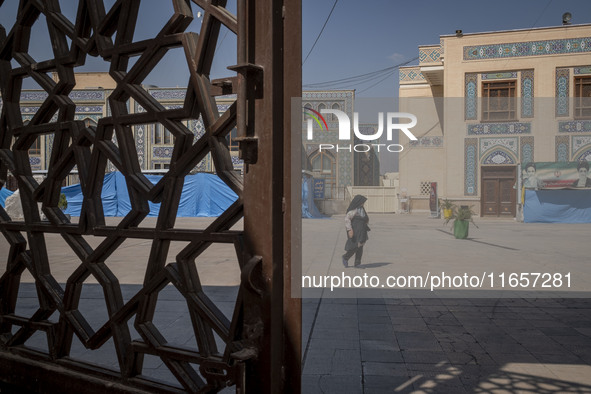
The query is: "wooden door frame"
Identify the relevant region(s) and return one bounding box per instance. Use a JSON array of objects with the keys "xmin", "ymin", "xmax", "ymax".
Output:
[{"xmin": 480, "ymin": 165, "xmax": 517, "ymax": 217}]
